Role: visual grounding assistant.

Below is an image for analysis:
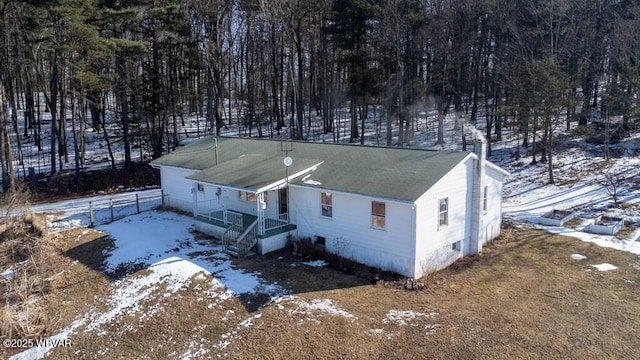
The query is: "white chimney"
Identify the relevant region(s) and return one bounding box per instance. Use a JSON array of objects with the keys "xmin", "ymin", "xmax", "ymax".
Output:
[{"xmin": 468, "ymin": 140, "xmax": 486, "ymax": 255}]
